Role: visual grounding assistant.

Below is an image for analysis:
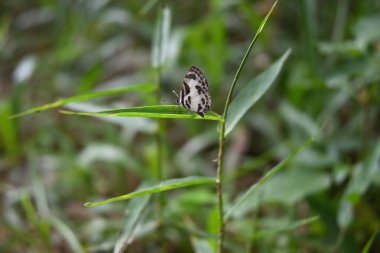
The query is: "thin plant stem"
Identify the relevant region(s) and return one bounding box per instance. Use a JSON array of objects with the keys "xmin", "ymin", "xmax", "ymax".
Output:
[
  {"xmin": 324, "ymin": 0, "xmax": 349, "ymax": 70},
  {"xmin": 216, "ymin": 121, "xmax": 226, "ymax": 253},
  {"xmin": 215, "ymin": 2, "xmax": 278, "ymax": 252}
]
